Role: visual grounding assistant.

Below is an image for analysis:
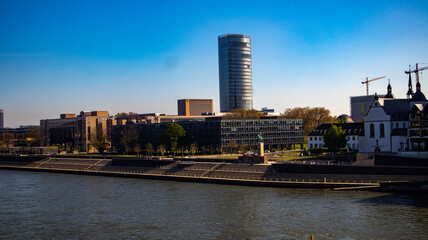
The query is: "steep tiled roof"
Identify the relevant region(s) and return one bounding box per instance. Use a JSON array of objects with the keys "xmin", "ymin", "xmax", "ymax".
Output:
[{"xmin": 382, "ymin": 99, "xmax": 409, "ymax": 121}]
